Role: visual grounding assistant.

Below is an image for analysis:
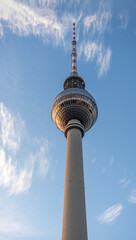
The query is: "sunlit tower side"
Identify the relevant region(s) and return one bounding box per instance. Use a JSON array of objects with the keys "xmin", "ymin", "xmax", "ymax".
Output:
[{"xmin": 51, "ymin": 23, "xmax": 98, "ymax": 240}]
